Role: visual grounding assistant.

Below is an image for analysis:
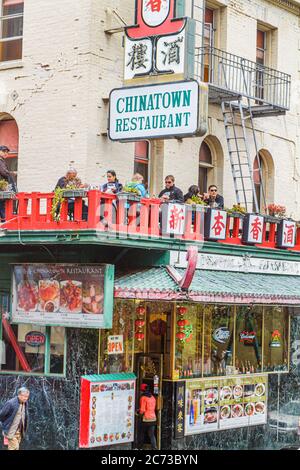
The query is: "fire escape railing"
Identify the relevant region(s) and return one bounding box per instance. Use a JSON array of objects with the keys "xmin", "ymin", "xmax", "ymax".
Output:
[{"xmin": 195, "ymin": 46, "xmax": 291, "ymax": 110}]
